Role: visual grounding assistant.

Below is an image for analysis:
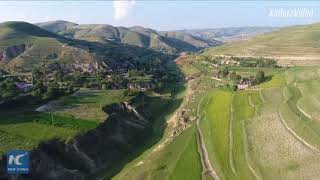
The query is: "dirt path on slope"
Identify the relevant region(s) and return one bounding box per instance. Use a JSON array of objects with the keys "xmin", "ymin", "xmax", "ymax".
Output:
[
  {"xmin": 196, "ymin": 98, "xmax": 220, "ymax": 180},
  {"xmin": 228, "ymin": 94, "xmax": 237, "ymax": 175}
]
